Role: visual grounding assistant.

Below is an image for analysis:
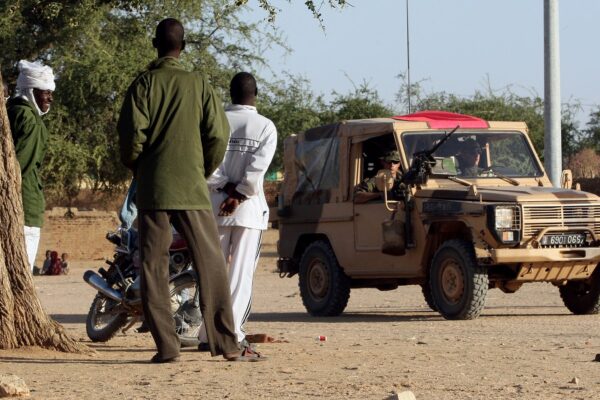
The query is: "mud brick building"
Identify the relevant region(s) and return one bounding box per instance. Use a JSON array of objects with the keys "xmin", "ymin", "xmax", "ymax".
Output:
[{"xmin": 36, "ymin": 208, "xmax": 119, "ymax": 265}]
